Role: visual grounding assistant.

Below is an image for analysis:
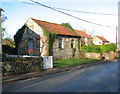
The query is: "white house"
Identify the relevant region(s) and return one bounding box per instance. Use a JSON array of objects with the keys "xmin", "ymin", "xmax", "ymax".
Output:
[{"xmin": 93, "ymin": 36, "xmax": 109, "ymax": 45}]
